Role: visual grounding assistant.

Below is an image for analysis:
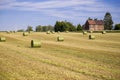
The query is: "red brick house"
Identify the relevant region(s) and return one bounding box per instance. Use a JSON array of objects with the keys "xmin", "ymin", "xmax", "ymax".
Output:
[{"xmin": 83, "ymin": 19, "xmax": 104, "ymax": 31}]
